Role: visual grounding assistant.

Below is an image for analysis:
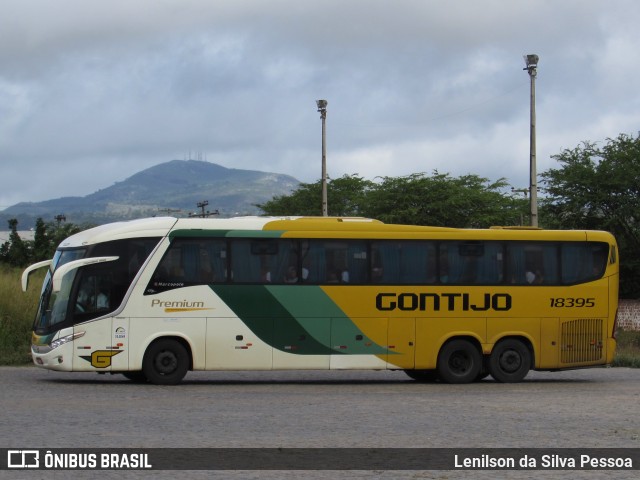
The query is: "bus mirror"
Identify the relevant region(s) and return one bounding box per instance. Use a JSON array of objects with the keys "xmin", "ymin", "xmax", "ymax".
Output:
[
  {"xmin": 51, "ymin": 256, "xmax": 119, "ymax": 293},
  {"xmin": 21, "ymin": 259, "xmax": 53, "ymax": 292}
]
